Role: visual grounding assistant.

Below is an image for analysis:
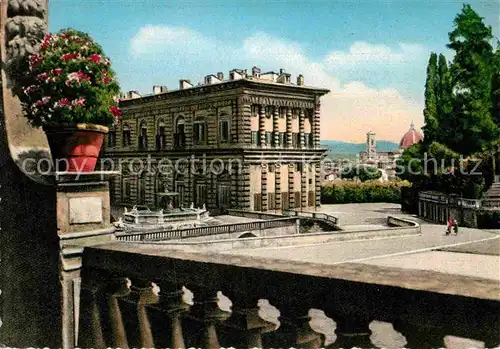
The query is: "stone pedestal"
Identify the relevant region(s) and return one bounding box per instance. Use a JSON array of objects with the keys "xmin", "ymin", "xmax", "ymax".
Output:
[{"xmin": 55, "ymin": 171, "xmax": 120, "ymax": 348}]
